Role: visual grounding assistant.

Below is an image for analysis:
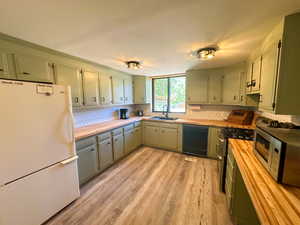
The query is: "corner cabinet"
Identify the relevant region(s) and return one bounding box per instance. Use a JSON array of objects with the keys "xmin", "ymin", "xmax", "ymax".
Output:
[
  {"xmin": 55, "ymin": 64, "xmax": 83, "ymax": 107},
  {"xmin": 14, "ymin": 53, "xmax": 54, "ymax": 83},
  {"xmin": 133, "ymin": 76, "xmax": 152, "ymax": 104},
  {"xmin": 222, "ymin": 71, "xmax": 242, "ymax": 105},
  {"xmin": 186, "ymin": 70, "xmax": 209, "ymax": 104},
  {"xmin": 82, "ymin": 70, "xmax": 100, "ymax": 106}
]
